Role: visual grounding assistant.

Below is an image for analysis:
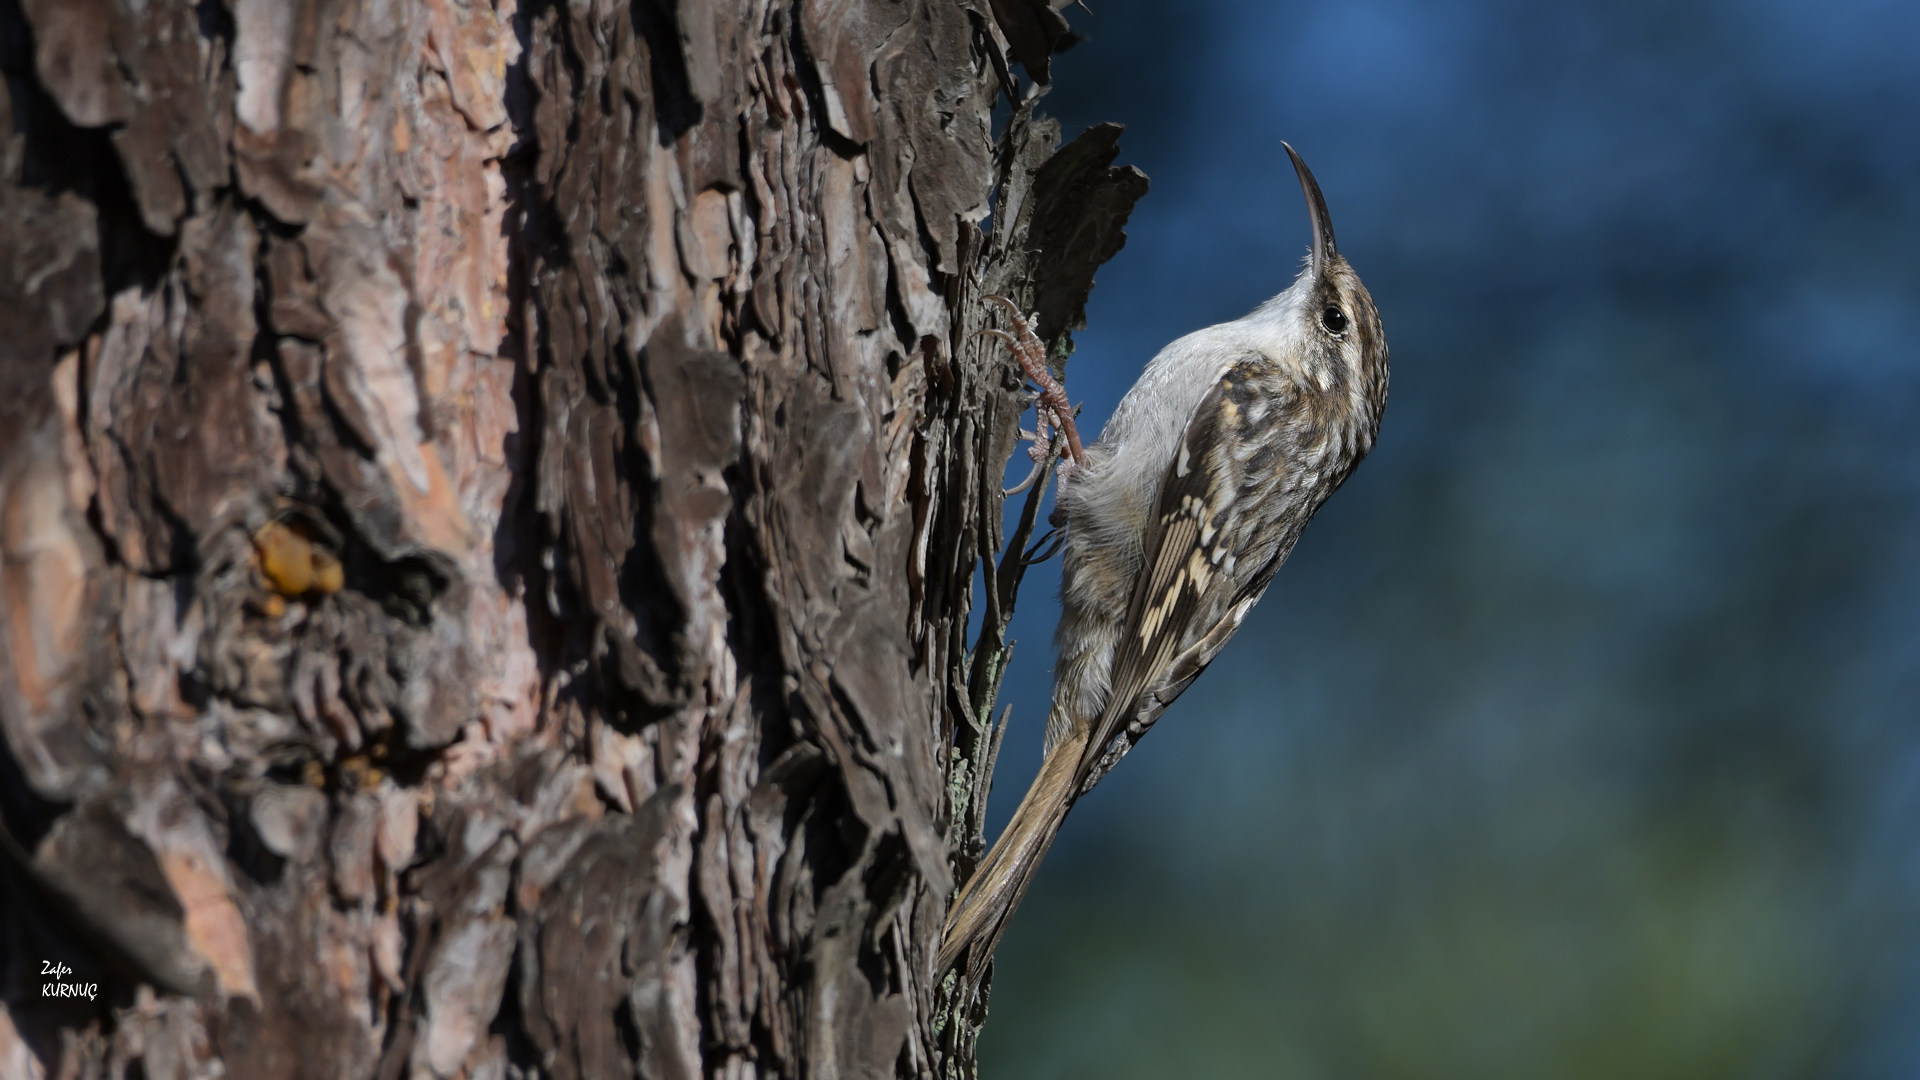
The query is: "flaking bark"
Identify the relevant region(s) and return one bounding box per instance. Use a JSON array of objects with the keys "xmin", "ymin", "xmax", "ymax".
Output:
[{"xmin": 0, "ymin": 1, "xmax": 1143, "ymax": 1077}]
